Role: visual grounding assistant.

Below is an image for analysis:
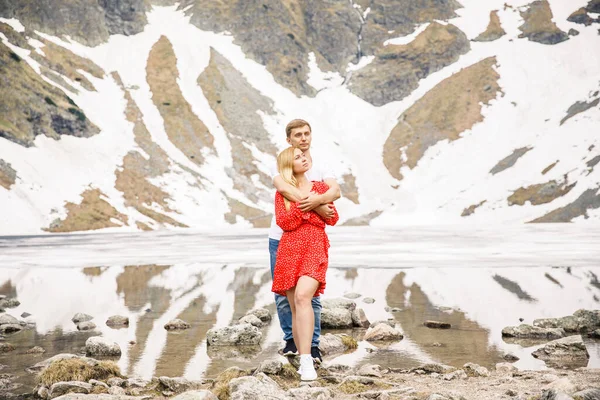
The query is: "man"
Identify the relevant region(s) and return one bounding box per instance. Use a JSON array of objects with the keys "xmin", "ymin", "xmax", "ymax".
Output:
[{"xmin": 269, "ymin": 119, "xmax": 341, "ymax": 364}]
